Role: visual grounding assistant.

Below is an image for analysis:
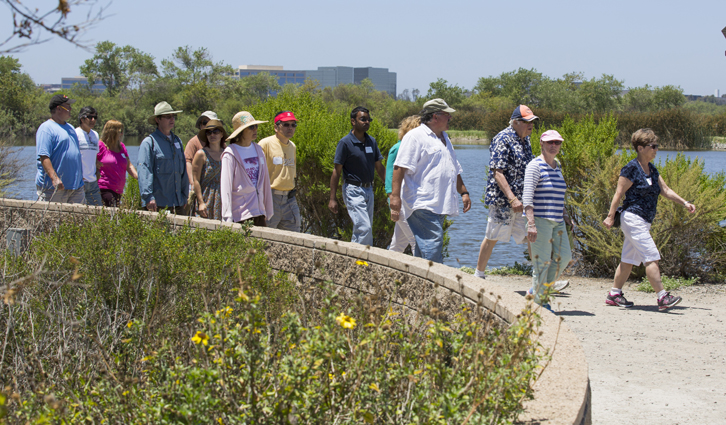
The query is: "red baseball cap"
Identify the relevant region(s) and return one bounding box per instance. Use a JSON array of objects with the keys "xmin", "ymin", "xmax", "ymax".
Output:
[
  {"xmin": 511, "ymin": 105, "xmax": 539, "ymax": 122},
  {"xmin": 274, "ymin": 111, "xmax": 297, "ymax": 123}
]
